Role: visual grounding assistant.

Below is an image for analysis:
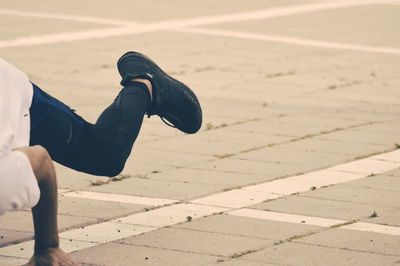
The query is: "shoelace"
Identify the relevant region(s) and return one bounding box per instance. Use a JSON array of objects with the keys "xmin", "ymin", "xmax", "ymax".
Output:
[{"xmin": 160, "ymin": 116, "xmax": 176, "ymax": 128}]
